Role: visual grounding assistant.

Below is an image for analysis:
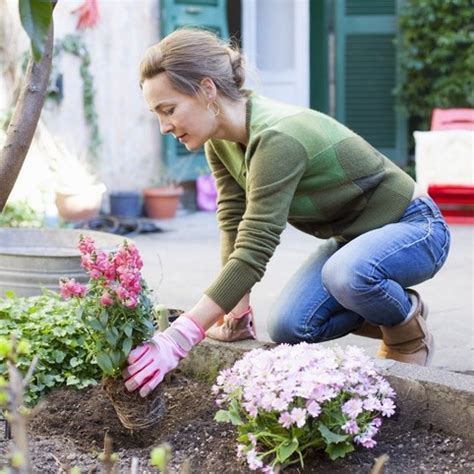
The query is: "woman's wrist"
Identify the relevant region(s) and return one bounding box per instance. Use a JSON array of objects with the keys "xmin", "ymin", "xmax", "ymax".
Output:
[
  {"xmin": 228, "ymin": 294, "xmax": 250, "ymax": 318},
  {"xmin": 189, "ymin": 294, "xmax": 226, "ymax": 330}
]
